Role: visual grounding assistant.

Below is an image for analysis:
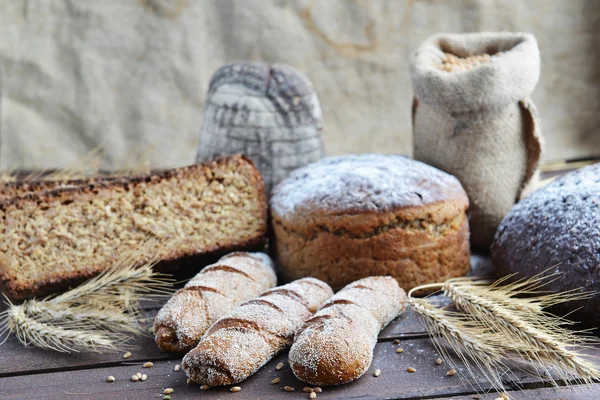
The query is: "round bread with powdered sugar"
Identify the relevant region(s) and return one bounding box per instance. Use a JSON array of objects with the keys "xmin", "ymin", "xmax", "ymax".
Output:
[
  {"xmin": 492, "ymin": 163, "xmax": 600, "ymax": 325},
  {"xmin": 270, "ymin": 154, "xmax": 471, "ymax": 290}
]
